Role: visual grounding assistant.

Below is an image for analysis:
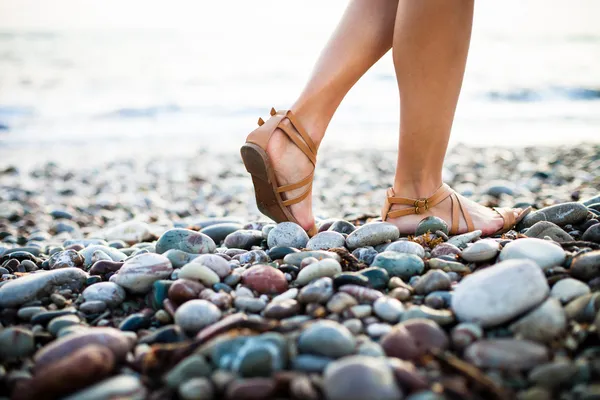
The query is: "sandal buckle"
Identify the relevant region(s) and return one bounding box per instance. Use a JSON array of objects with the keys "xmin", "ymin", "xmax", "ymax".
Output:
[{"xmin": 414, "ymin": 198, "xmax": 428, "ymax": 214}]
